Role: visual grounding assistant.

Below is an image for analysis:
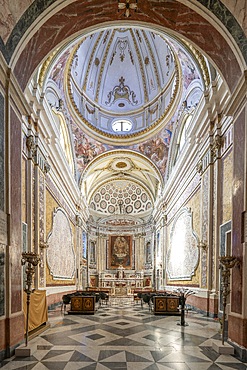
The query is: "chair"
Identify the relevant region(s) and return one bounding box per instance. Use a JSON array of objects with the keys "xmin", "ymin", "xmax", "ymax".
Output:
[{"xmin": 99, "ymin": 291, "xmax": 109, "ymax": 305}]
